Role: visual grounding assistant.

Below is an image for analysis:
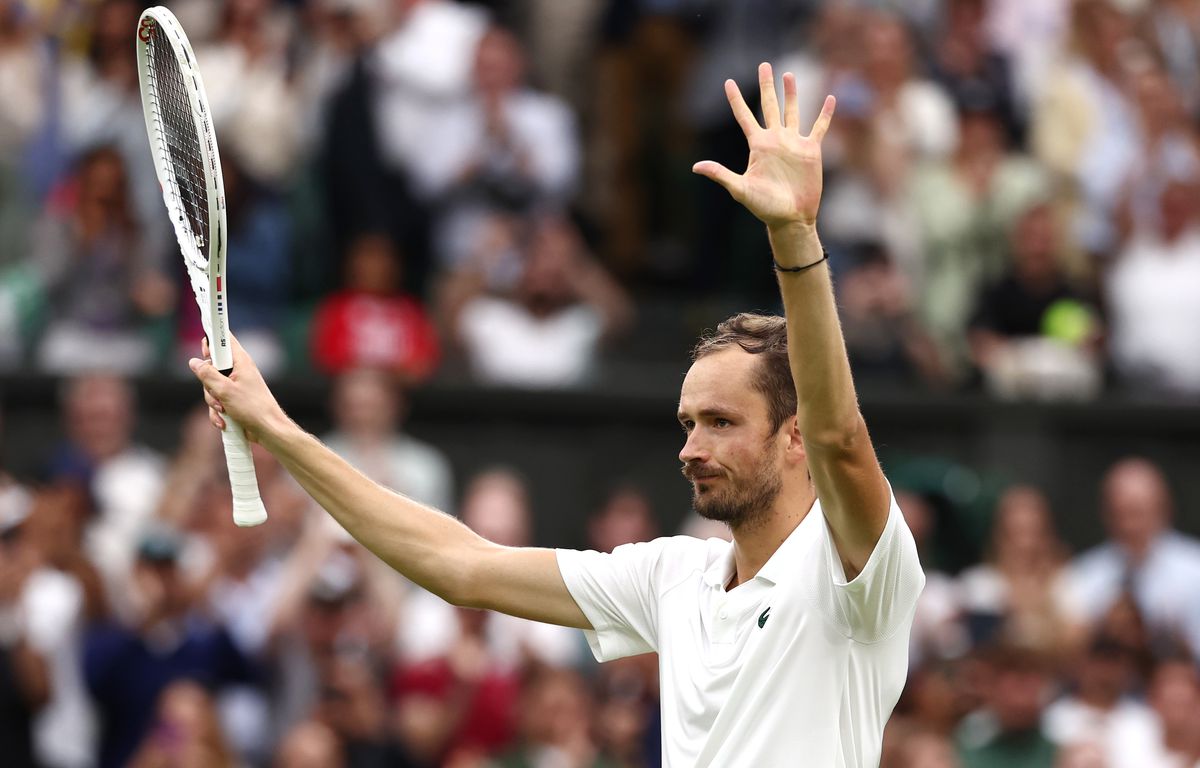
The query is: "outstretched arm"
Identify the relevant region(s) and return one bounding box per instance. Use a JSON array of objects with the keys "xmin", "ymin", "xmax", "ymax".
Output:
[
  {"xmin": 693, "ymin": 63, "xmax": 890, "ymax": 577},
  {"xmin": 189, "ymin": 341, "xmax": 590, "ymax": 629}
]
